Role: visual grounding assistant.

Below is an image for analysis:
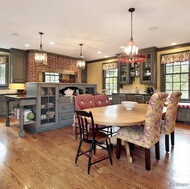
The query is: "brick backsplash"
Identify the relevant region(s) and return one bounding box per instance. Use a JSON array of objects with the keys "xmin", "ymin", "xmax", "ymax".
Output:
[{"xmin": 27, "ymin": 51, "xmax": 81, "ymax": 83}]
